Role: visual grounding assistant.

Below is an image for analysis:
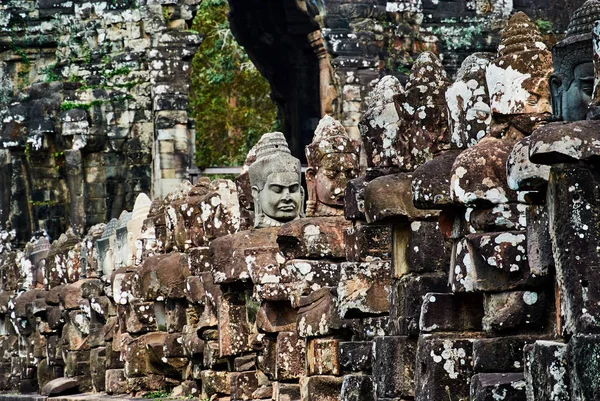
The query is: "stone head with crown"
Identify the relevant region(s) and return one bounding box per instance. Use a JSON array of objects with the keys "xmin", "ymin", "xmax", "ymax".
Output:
[
  {"xmin": 305, "ymin": 115, "xmax": 360, "ymax": 216},
  {"xmin": 248, "ymin": 132, "xmax": 304, "ymax": 228},
  {"xmin": 551, "ymin": 0, "xmax": 599, "ymax": 121}
]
